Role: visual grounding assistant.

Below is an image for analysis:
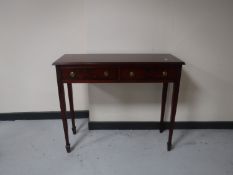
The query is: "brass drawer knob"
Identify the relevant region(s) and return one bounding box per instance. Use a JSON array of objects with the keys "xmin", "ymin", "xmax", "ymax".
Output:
[
  {"xmin": 104, "ymin": 71, "xmax": 109, "ymax": 77},
  {"xmin": 69, "ymin": 71, "xmax": 76, "ymax": 78},
  {"xmin": 129, "ymin": 71, "xmax": 134, "ymax": 77},
  {"xmin": 162, "ymin": 71, "xmax": 168, "ymax": 77}
]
